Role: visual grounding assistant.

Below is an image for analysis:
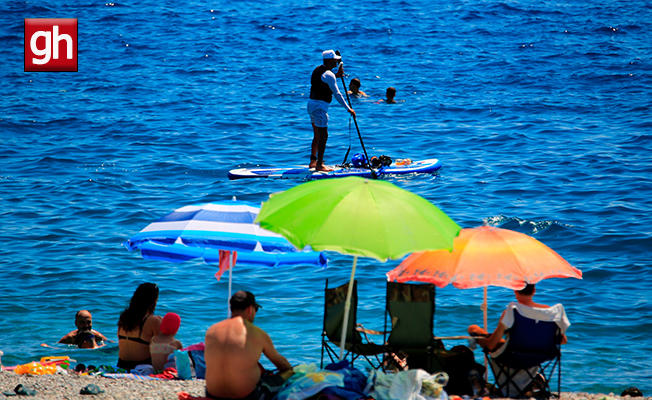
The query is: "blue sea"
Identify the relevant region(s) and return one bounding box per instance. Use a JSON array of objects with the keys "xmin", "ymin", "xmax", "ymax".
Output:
[{"xmin": 1, "ymin": 0, "xmax": 651, "ymax": 394}]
